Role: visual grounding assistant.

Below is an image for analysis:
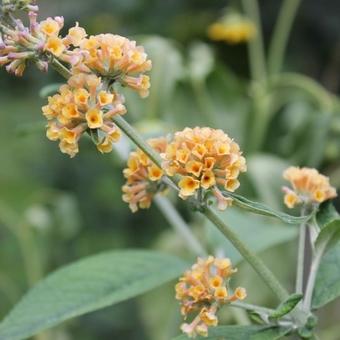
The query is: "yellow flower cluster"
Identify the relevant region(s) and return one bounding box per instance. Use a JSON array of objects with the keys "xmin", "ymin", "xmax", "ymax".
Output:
[
  {"xmin": 0, "ymin": 6, "xmax": 84, "ymax": 76},
  {"xmin": 122, "ymin": 137, "xmax": 167, "ymax": 212},
  {"xmin": 72, "ymin": 33, "xmax": 152, "ymax": 98},
  {"xmin": 162, "ymin": 127, "xmax": 246, "ymax": 210},
  {"xmin": 176, "ymin": 256, "xmax": 246, "ymax": 338},
  {"xmin": 283, "ymin": 167, "xmax": 337, "ymax": 208},
  {"xmin": 43, "ymin": 73, "xmax": 125, "ymax": 157},
  {"xmin": 208, "ymin": 14, "xmax": 256, "ymax": 44}
]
